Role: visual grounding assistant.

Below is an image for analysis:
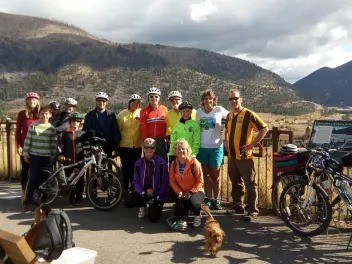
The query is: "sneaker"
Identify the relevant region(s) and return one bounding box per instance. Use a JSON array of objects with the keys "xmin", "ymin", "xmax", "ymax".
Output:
[
  {"xmin": 213, "ymin": 199, "xmax": 222, "ymax": 210},
  {"xmin": 167, "ymin": 217, "xmax": 188, "ymax": 231},
  {"xmin": 204, "ymin": 198, "xmax": 213, "ymax": 209},
  {"xmin": 244, "ymin": 212, "xmax": 257, "ymax": 222},
  {"xmin": 22, "ymin": 204, "xmax": 34, "ymax": 212},
  {"xmin": 69, "ymin": 198, "xmax": 75, "ymax": 207},
  {"xmin": 138, "ymin": 207, "xmax": 145, "ymax": 218},
  {"xmin": 193, "ymin": 214, "xmax": 202, "ymax": 227}
]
